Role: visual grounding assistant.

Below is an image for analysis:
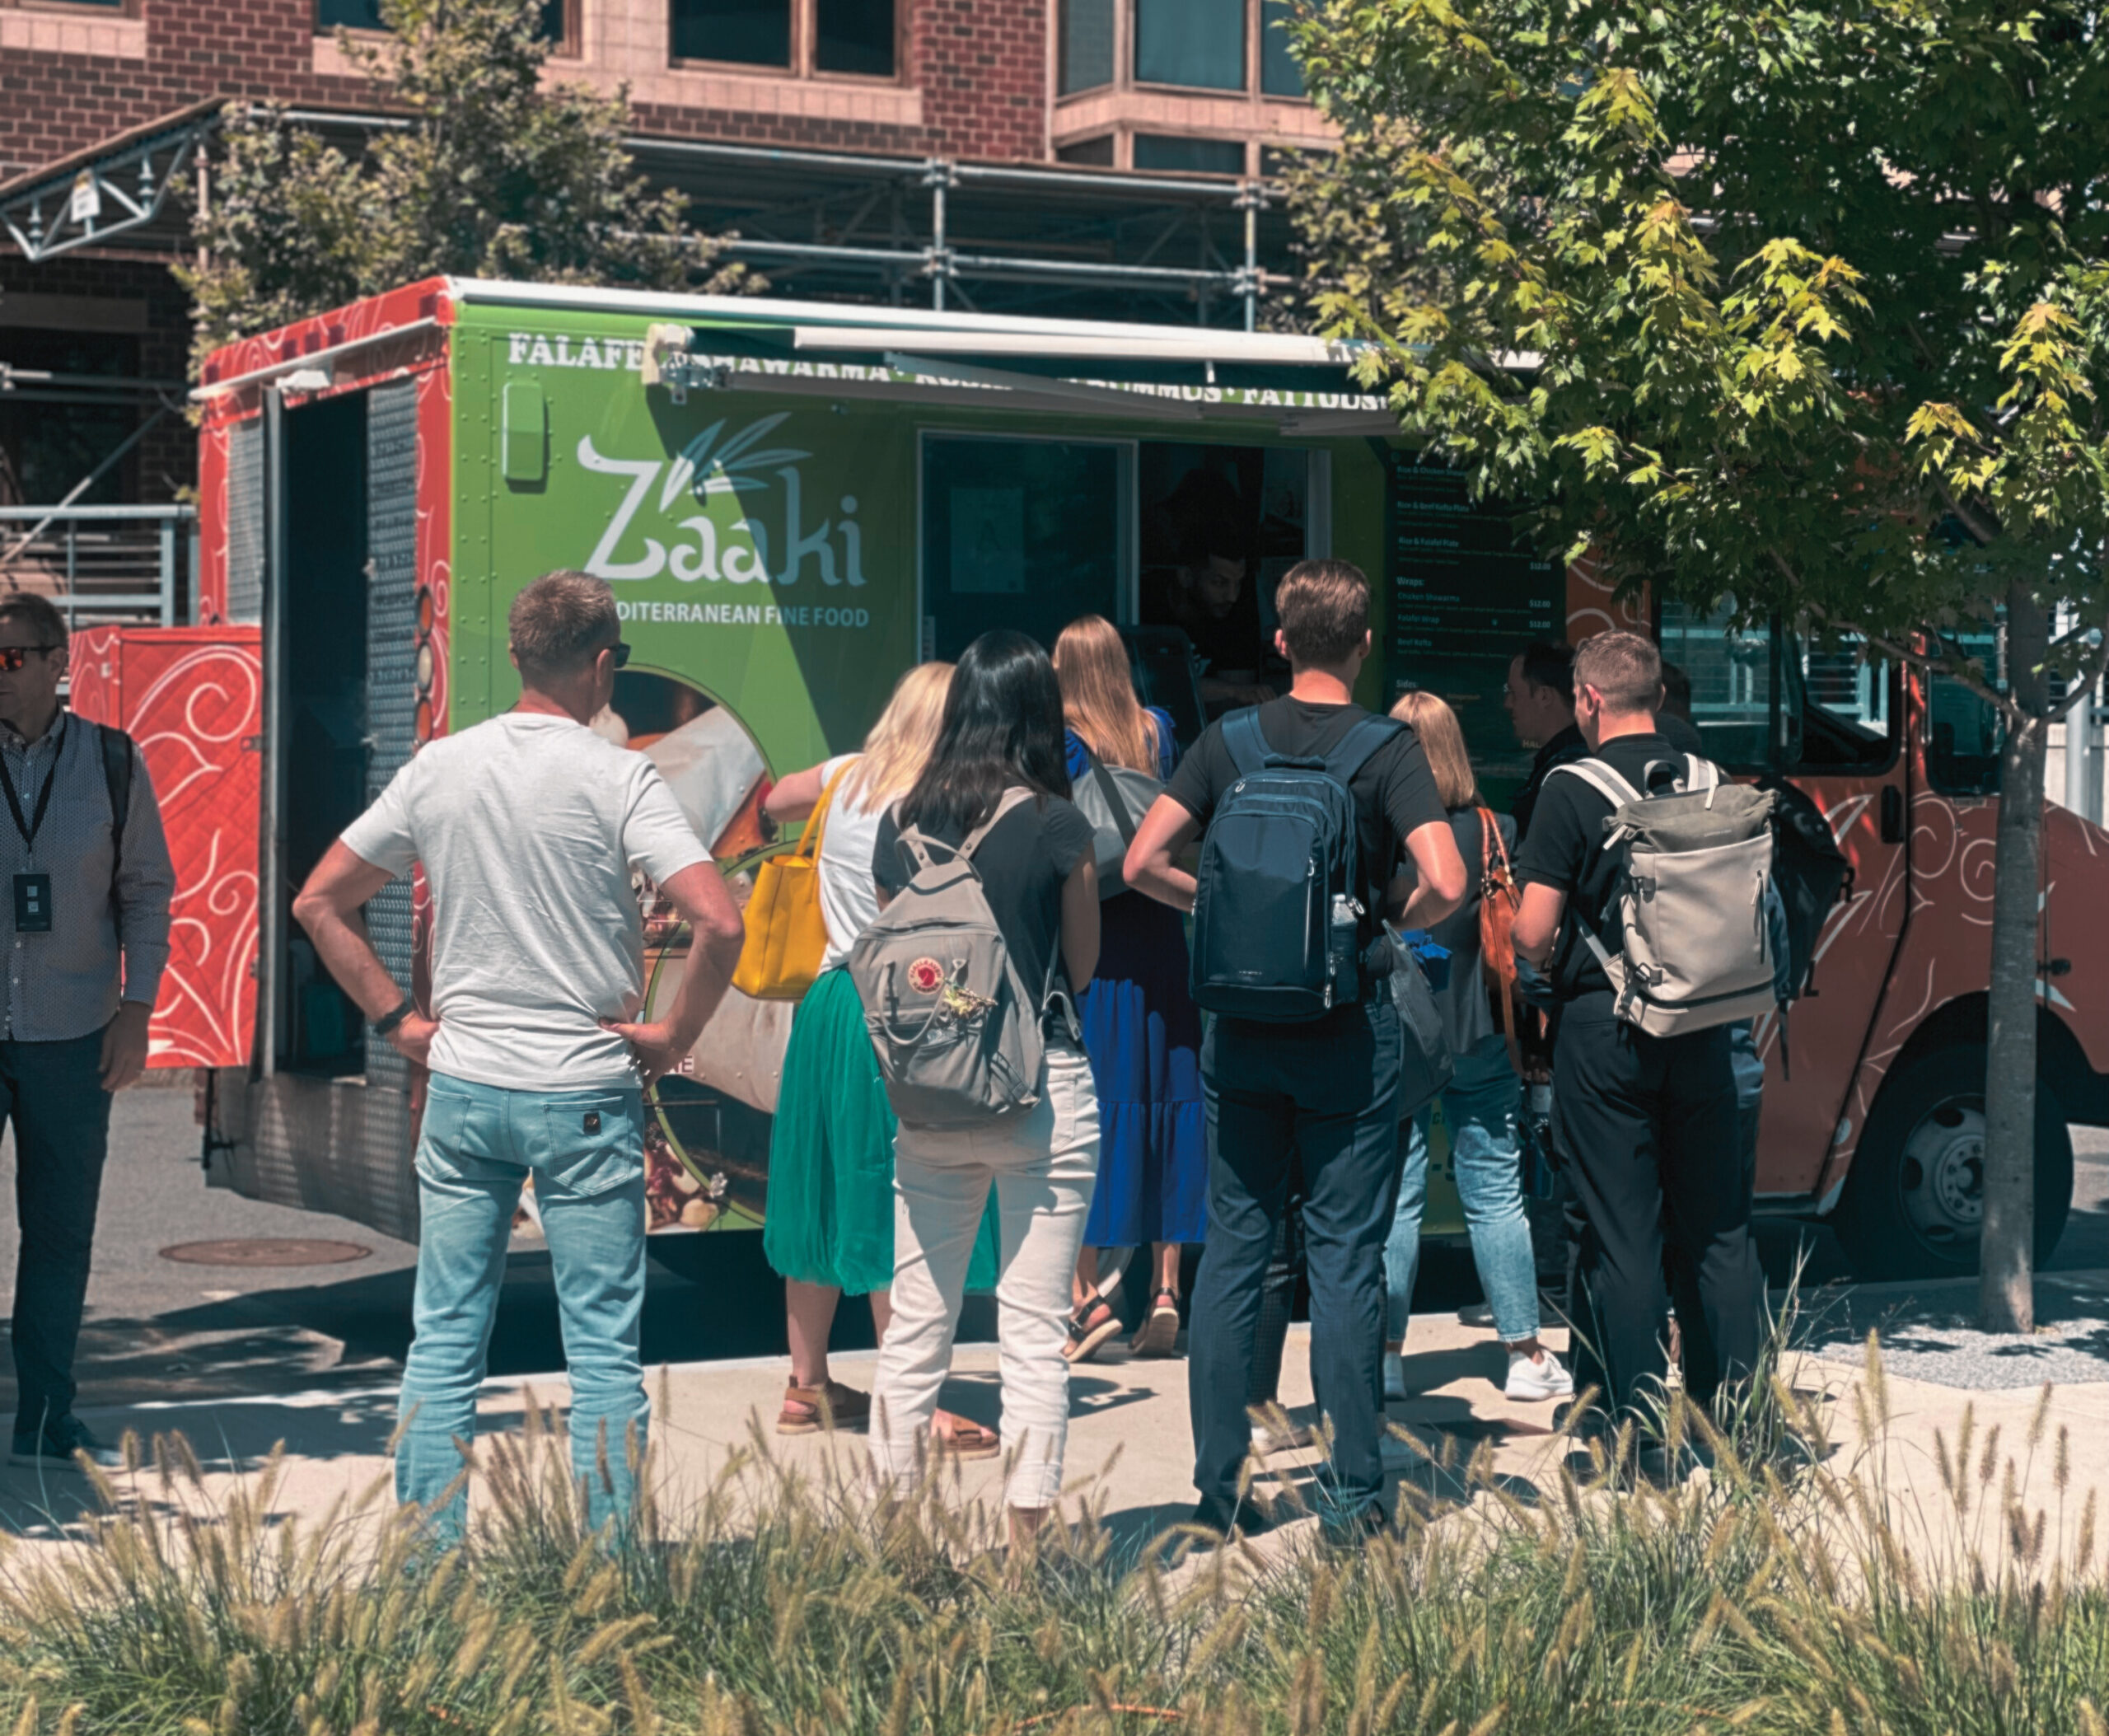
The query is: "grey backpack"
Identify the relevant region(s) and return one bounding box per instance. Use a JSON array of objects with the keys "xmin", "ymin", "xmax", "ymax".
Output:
[
  {"xmin": 1549, "ymin": 754, "xmax": 1780, "ymax": 1036},
  {"xmin": 1072, "ymin": 748, "xmax": 1164, "ymax": 899},
  {"xmin": 849, "ymin": 788, "xmax": 1072, "ymax": 1127}
]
